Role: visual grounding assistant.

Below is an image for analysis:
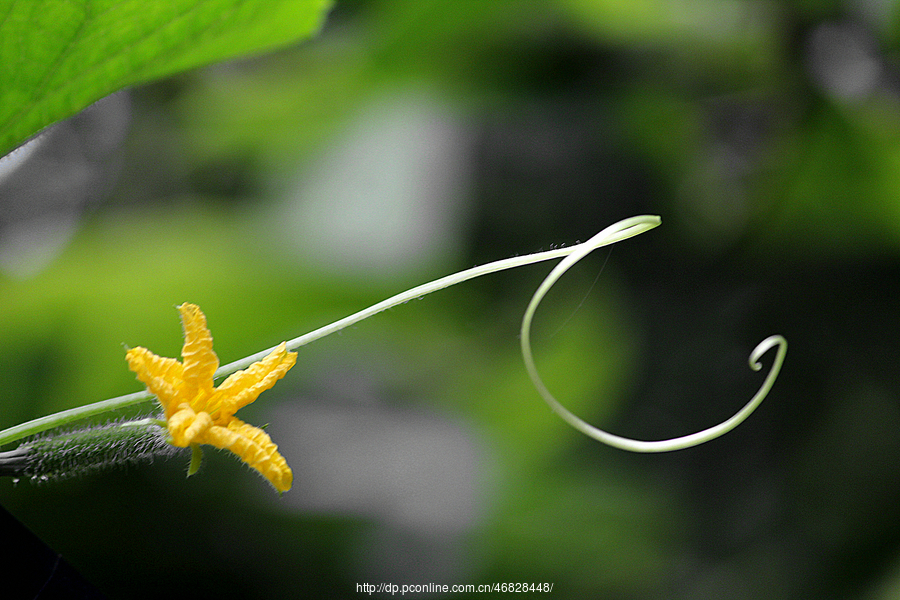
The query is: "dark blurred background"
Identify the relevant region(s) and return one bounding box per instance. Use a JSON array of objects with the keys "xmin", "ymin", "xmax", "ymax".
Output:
[{"xmin": 2, "ymin": 1, "xmax": 900, "ymax": 598}]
